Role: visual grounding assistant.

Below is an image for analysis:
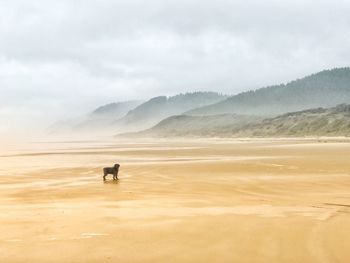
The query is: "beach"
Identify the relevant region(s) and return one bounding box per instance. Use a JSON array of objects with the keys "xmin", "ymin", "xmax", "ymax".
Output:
[{"xmin": 1, "ymin": 138, "xmax": 350, "ymax": 262}]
